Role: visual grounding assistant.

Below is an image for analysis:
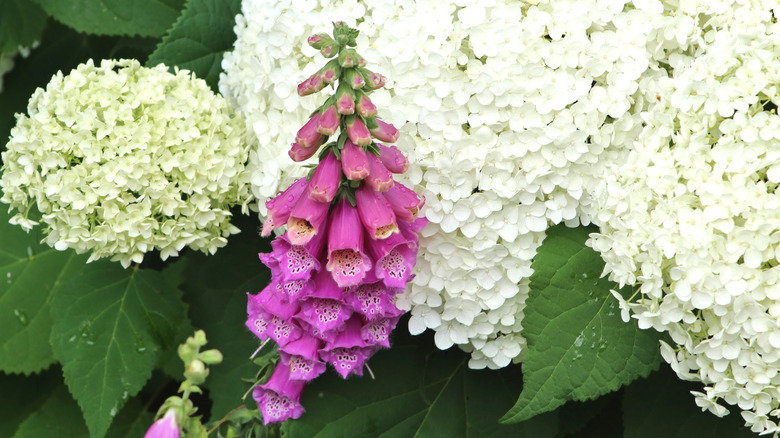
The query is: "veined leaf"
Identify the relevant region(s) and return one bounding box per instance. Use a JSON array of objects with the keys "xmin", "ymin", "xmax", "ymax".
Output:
[
  {"xmin": 146, "ymin": 0, "xmax": 242, "ymax": 91},
  {"xmin": 50, "ymin": 263, "xmax": 187, "ymax": 438},
  {"xmin": 12, "ymin": 385, "xmax": 88, "ymax": 438},
  {"xmin": 283, "ymin": 331, "xmax": 558, "ymax": 438},
  {"xmin": 501, "ymin": 224, "xmax": 662, "ymax": 423},
  {"xmin": 0, "ymin": 368, "xmax": 59, "ymax": 437},
  {"xmin": 623, "ymin": 368, "xmax": 754, "ymax": 438},
  {"xmin": 0, "ymin": 0, "xmax": 48, "ymax": 53},
  {"xmin": 0, "ymin": 208, "xmax": 89, "ymax": 374},
  {"xmin": 31, "ymin": 0, "xmax": 184, "ymax": 37},
  {"xmin": 174, "ymin": 212, "xmax": 272, "ymax": 420}
]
